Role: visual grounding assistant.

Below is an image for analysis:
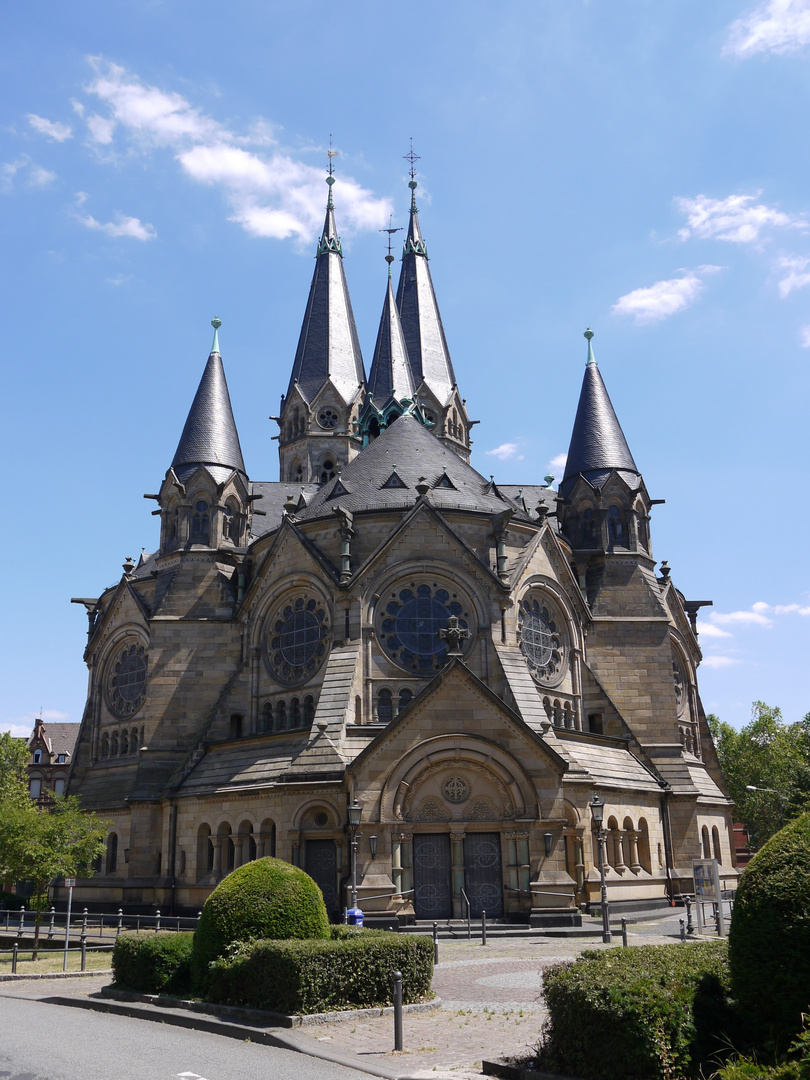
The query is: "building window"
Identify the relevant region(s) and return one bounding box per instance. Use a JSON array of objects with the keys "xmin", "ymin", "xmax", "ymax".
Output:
[
  {"xmin": 588, "ymin": 713, "xmax": 603, "ymax": 734},
  {"xmin": 229, "ymin": 714, "xmax": 243, "ymax": 739},
  {"xmin": 33, "ymin": 749, "xmax": 42, "ymax": 764},
  {"xmin": 379, "ymin": 582, "xmax": 471, "ymax": 674},
  {"xmin": 100, "ymin": 732, "xmax": 109, "ymax": 758},
  {"xmin": 702, "ymin": 825, "xmax": 711, "ymax": 859},
  {"xmin": 120, "ymin": 730, "xmax": 129, "ymax": 755},
  {"xmin": 107, "ymin": 641, "xmax": 148, "ymax": 718},
  {"xmin": 111, "ymin": 731, "xmax": 119, "ymax": 757},
  {"xmin": 608, "ymin": 505, "xmax": 623, "ymax": 543},
  {"xmin": 712, "ymin": 826, "xmax": 722, "ymax": 864},
  {"xmin": 56, "ymin": 753, "xmax": 66, "ymax": 763},
  {"xmin": 398, "ymin": 688, "xmax": 413, "ymax": 714},
  {"xmin": 377, "ymin": 689, "xmax": 393, "ymax": 723},
  {"xmin": 29, "ymin": 779, "xmax": 41, "ymax": 800},
  {"xmin": 318, "ymin": 407, "xmax": 339, "ymax": 429},
  {"xmin": 320, "ymin": 459, "xmax": 336, "ymax": 483},
  {"xmin": 518, "ymin": 594, "xmax": 566, "ymax": 684},
  {"xmin": 275, "ymin": 700, "xmax": 287, "ymax": 731},
  {"xmin": 303, "ymin": 695, "xmax": 315, "ymax": 724},
  {"xmin": 265, "ymin": 594, "xmax": 329, "ymax": 687},
  {"xmin": 54, "ymin": 779, "xmax": 66, "ymax": 795},
  {"xmin": 106, "ymin": 833, "xmax": 118, "ymax": 874},
  {"xmin": 192, "ymin": 501, "xmax": 210, "ymax": 539},
  {"xmin": 290, "ymin": 698, "xmax": 302, "ymax": 727},
  {"xmin": 261, "ymin": 702, "xmax": 273, "ymax": 732},
  {"xmin": 582, "ymin": 508, "xmax": 597, "ymax": 545}
]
